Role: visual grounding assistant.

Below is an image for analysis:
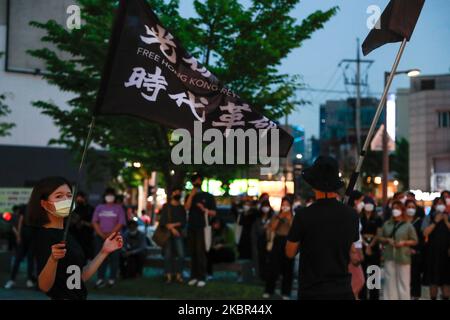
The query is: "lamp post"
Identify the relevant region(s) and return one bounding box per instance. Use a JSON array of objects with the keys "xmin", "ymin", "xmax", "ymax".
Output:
[{"xmin": 382, "ymin": 68, "xmax": 420, "ymax": 206}]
